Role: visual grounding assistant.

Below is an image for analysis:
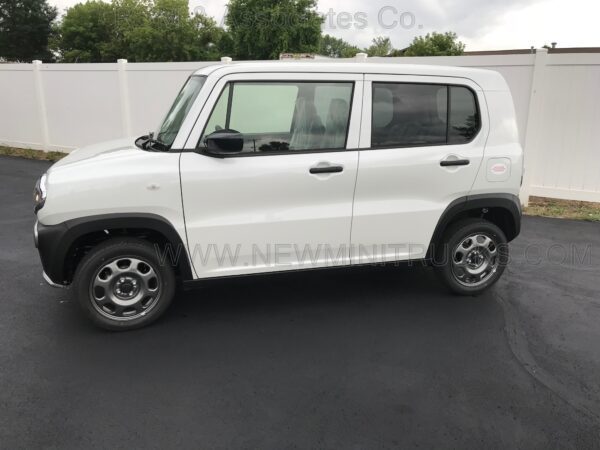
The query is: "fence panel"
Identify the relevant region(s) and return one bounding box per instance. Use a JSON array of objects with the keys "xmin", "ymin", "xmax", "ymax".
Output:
[
  {"xmin": 0, "ymin": 65, "xmax": 43, "ymax": 148},
  {"xmin": 527, "ymin": 54, "xmax": 600, "ymax": 201},
  {"xmin": 0, "ymin": 53, "xmax": 599, "ymax": 202},
  {"xmin": 42, "ymin": 64, "xmax": 123, "ymax": 151}
]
